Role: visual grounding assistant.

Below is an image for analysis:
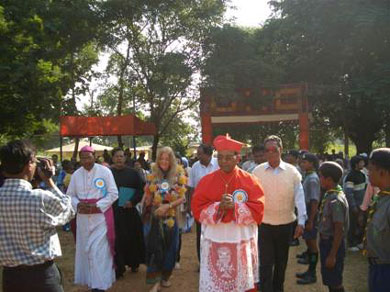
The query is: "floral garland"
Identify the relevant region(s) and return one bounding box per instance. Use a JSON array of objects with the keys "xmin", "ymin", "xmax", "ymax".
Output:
[{"xmin": 146, "ymin": 165, "xmax": 188, "ymax": 228}]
